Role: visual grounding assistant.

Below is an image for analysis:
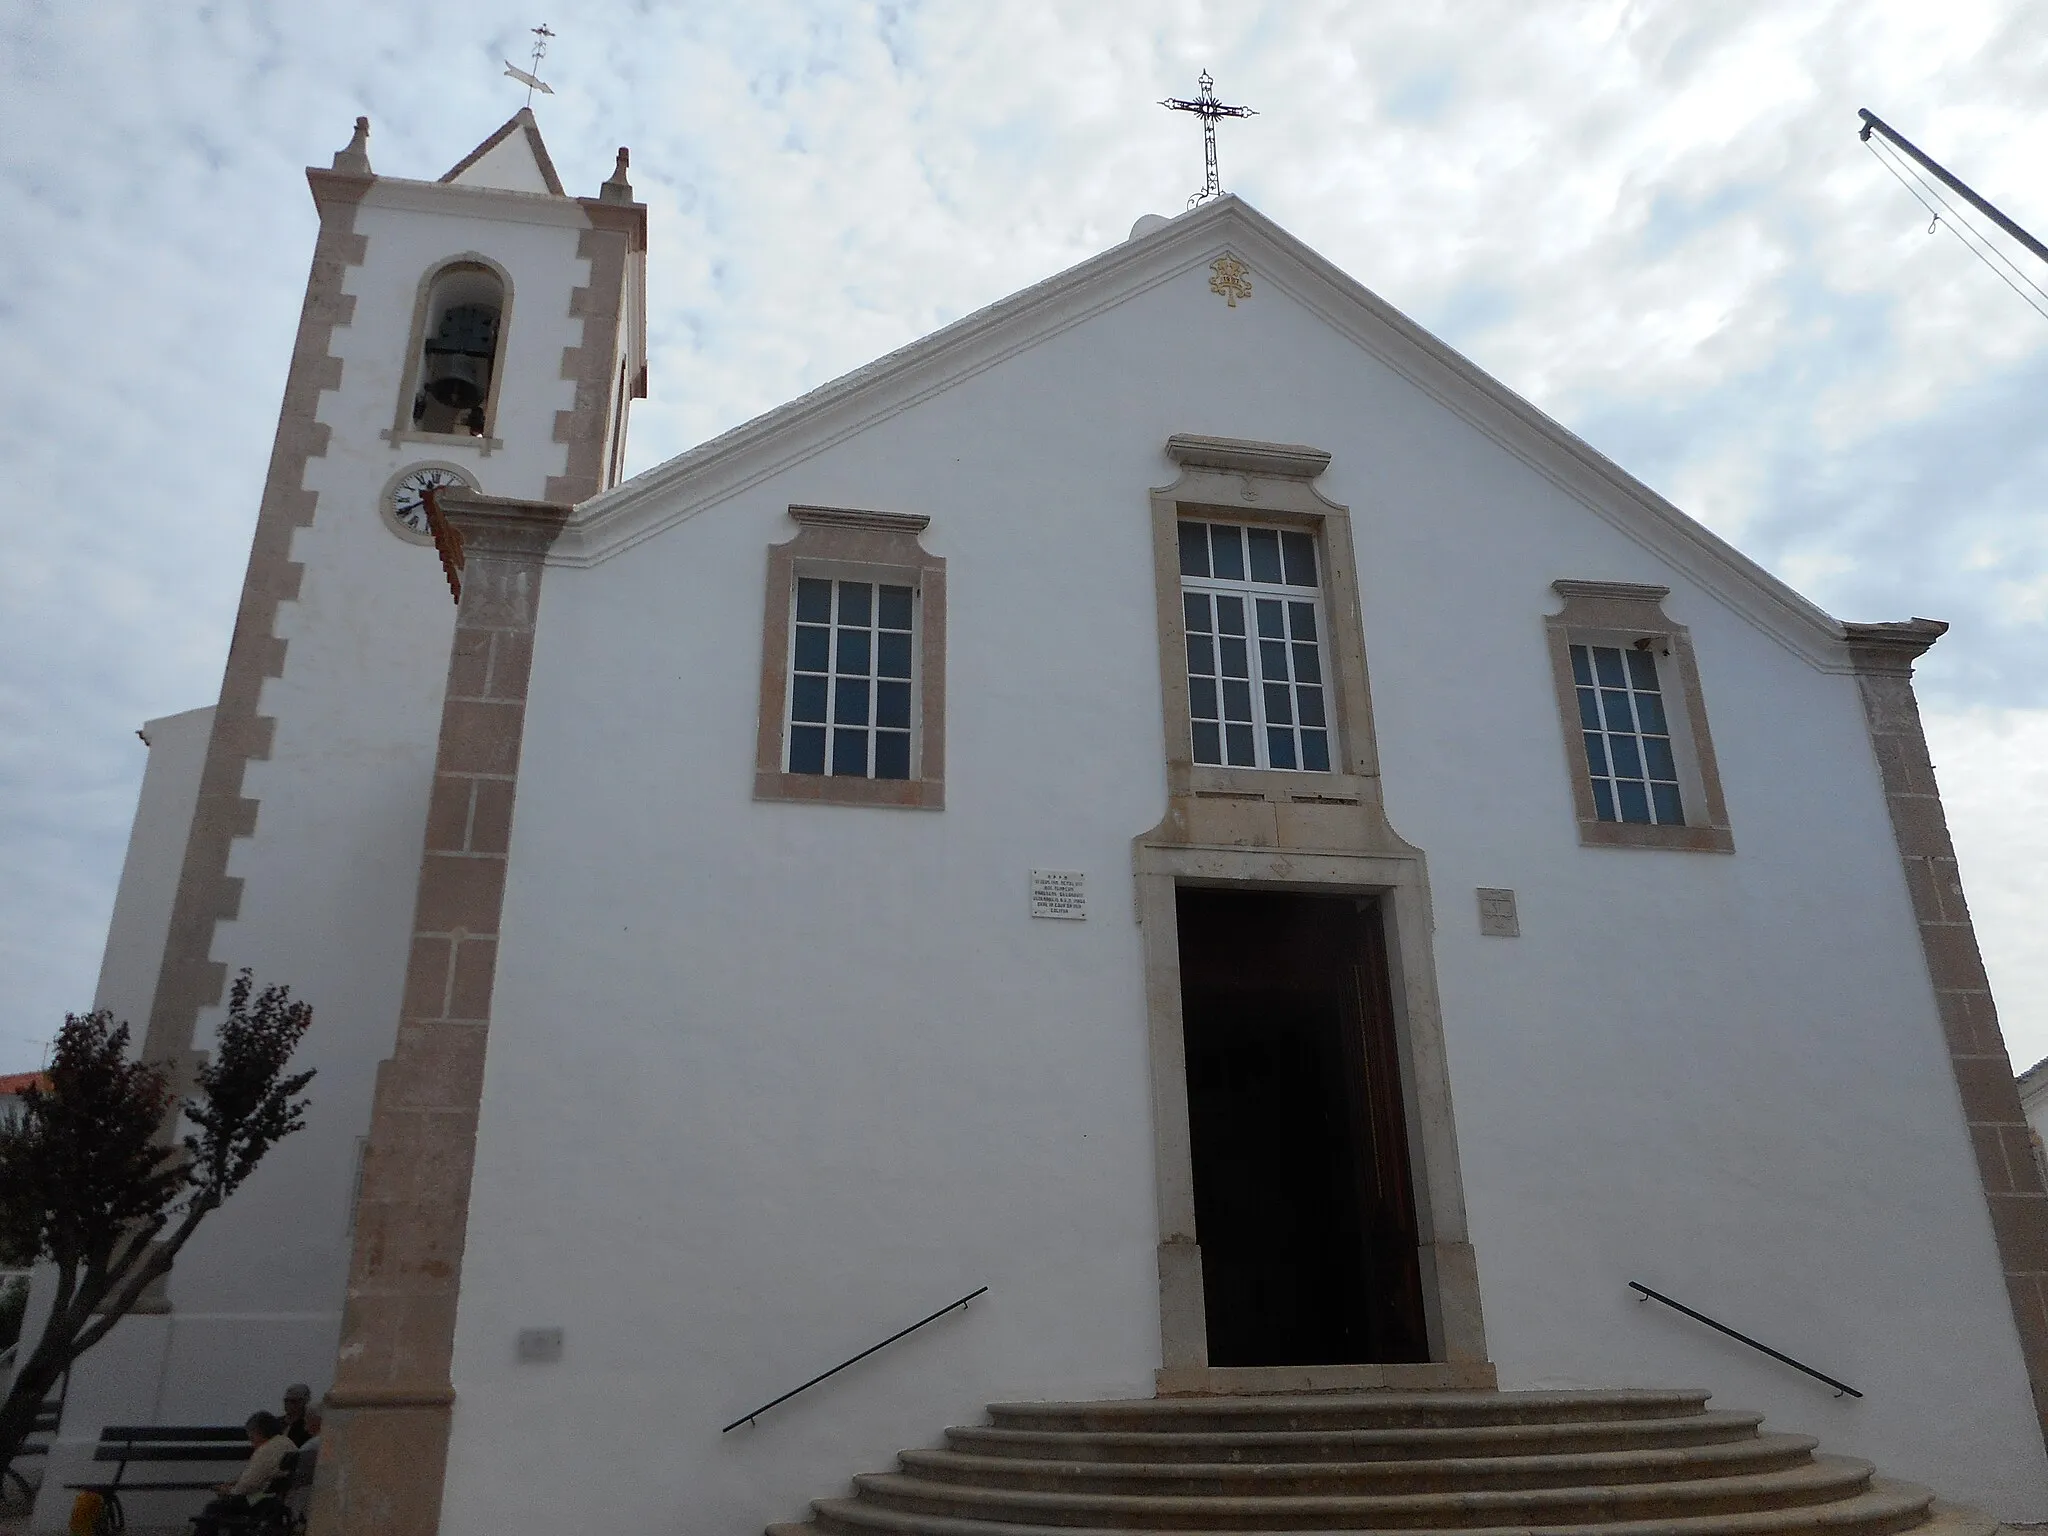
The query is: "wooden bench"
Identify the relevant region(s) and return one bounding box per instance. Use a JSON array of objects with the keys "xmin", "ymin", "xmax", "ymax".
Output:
[{"xmin": 66, "ymin": 1425, "xmax": 283, "ymax": 1533}]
